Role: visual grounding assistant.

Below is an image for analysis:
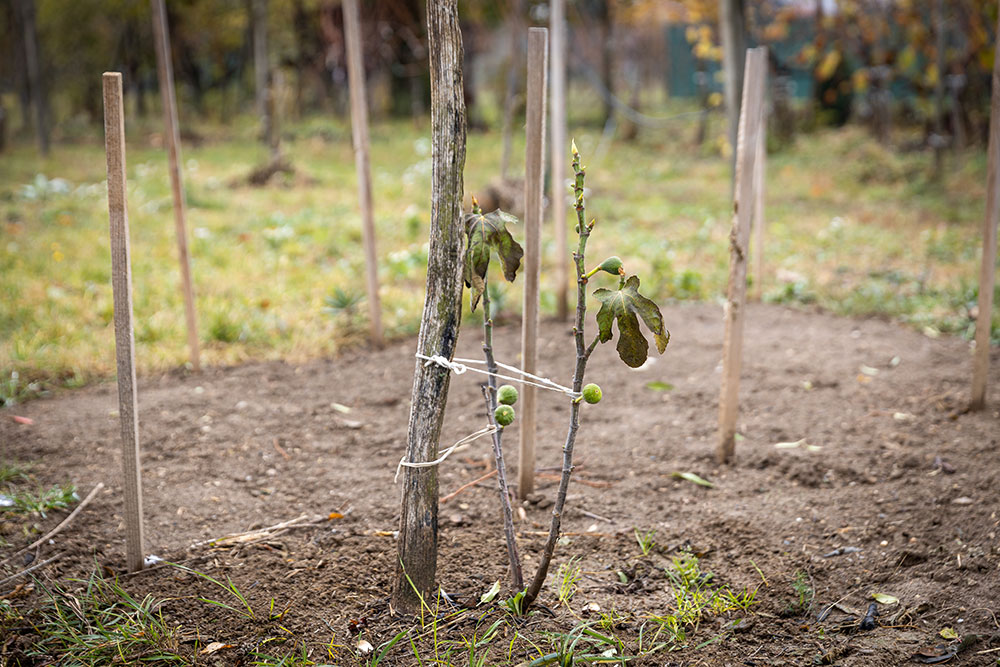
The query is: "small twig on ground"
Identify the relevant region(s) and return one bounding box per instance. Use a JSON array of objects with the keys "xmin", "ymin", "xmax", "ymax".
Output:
[
  {"xmin": 536, "ymin": 473, "xmax": 612, "ymax": 488},
  {"xmin": 579, "ymin": 509, "xmax": 615, "ymax": 524},
  {"xmin": 0, "ymin": 552, "xmax": 64, "ymax": 586},
  {"xmin": 1, "ymin": 482, "xmax": 105, "ymax": 566},
  {"xmin": 188, "ymin": 514, "xmax": 314, "ymax": 549},
  {"xmin": 442, "ymin": 468, "xmax": 498, "ymax": 504},
  {"xmin": 272, "ymin": 438, "xmax": 291, "ymax": 460}
]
